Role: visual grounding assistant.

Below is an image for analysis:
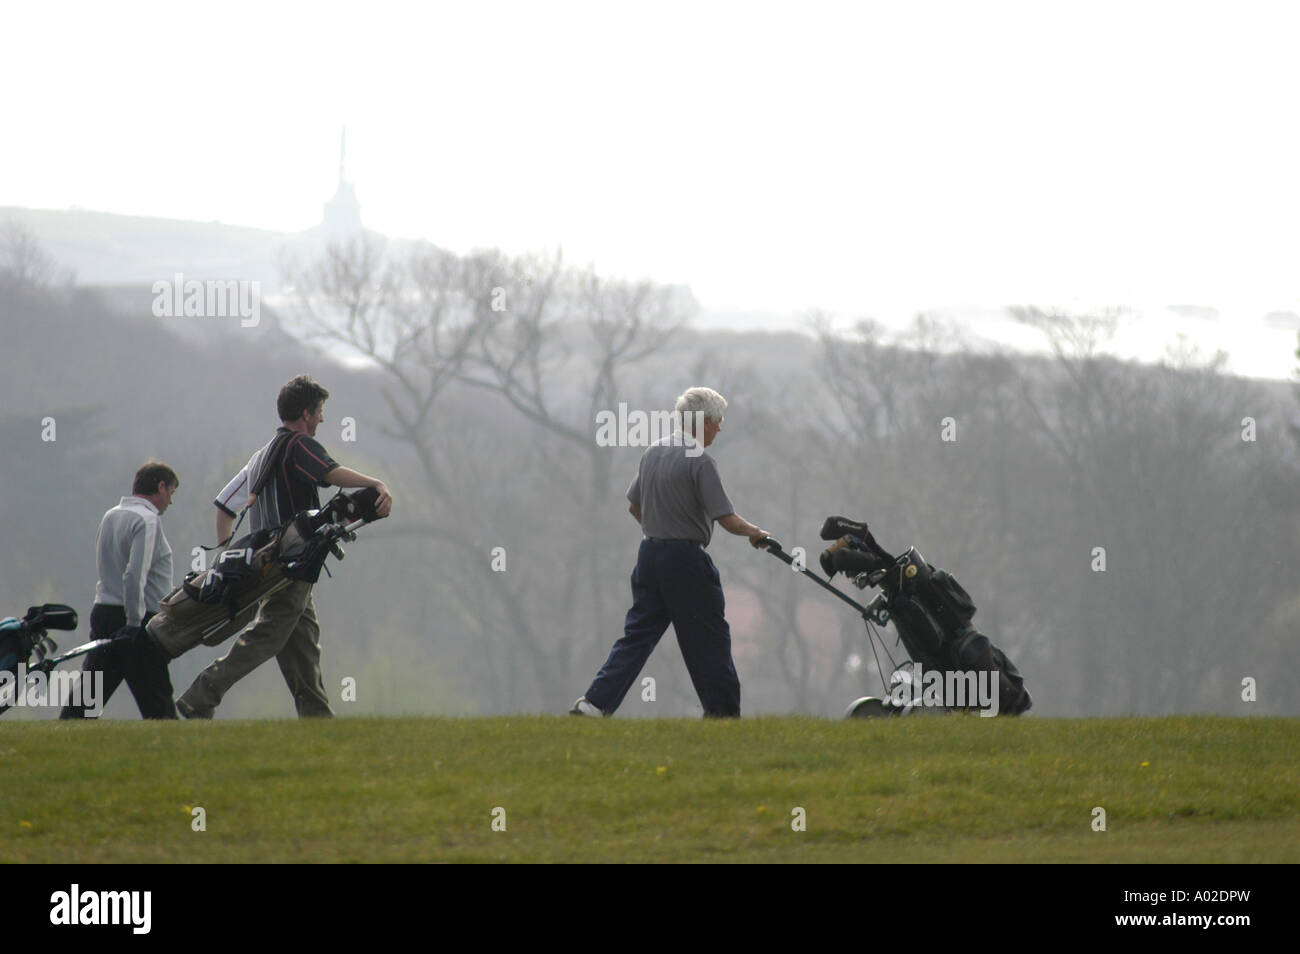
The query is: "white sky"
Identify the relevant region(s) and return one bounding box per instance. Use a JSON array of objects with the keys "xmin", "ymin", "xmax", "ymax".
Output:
[{"xmin": 4, "ymin": 0, "xmax": 1299, "ymax": 374}]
